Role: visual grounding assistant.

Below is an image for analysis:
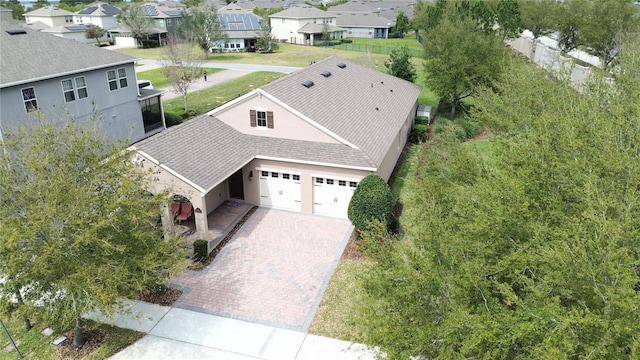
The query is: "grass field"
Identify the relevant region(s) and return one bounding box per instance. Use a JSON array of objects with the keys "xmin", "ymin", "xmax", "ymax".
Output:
[
  {"xmin": 162, "ymin": 71, "xmax": 284, "ymax": 115},
  {"xmin": 0, "ymin": 316, "xmax": 142, "ymax": 360},
  {"xmin": 308, "ymin": 259, "xmax": 375, "ymax": 343},
  {"xmin": 118, "ymin": 42, "xmax": 423, "ymax": 70}
]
